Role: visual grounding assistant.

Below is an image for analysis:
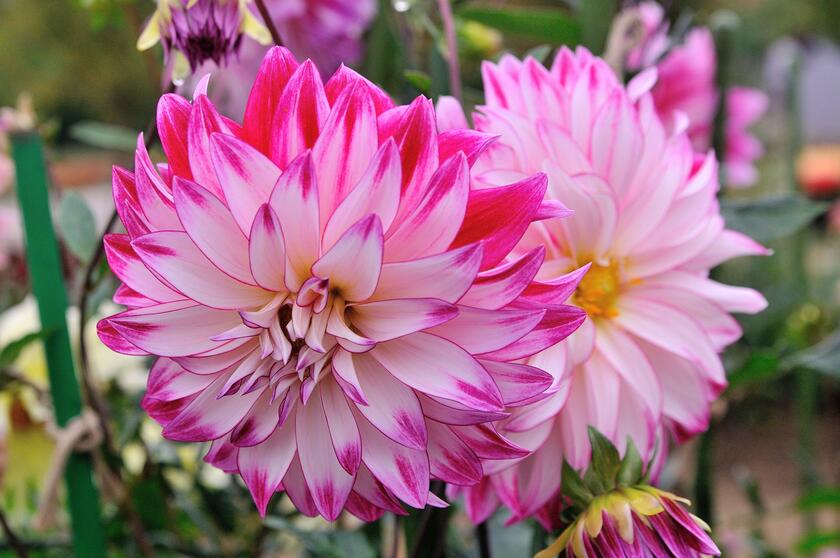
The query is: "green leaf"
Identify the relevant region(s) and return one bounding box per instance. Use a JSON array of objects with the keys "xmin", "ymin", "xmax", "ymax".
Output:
[
  {"xmin": 58, "ymin": 192, "xmax": 98, "ymax": 262},
  {"xmin": 0, "ymin": 329, "xmax": 50, "ymax": 367},
  {"xmin": 617, "ymin": 438, "xmax": 644, "ymax": 486},
  {"xmin": 525, "ymin": 44, "xmax": 553, "ymax": 64},
  {"xmin": 456, "ymin": 7, "xmax": 580, "ymax": 45},
  {"xmin": 727, "ymin": 352, "xmax": 782, "ymax": 388},
  {"xmin": 588, "ymin": 426, "xmax": 621, "ymax": 488},
  {"xmin": 783, "ymin": 330, "xmax": 840, "ymax": 376},
  {"xmin": 800, "ymin": 487, "xmax": 840, "ymax": 510},
  {"xmin": 796, "ymin": 531, "xmax": 840, "ymax": 554},
  {"xmin": 561, "ymin": 461, "xmax": 593, "ymax": 508},
  {"xmin": 363, "ymin": 0, "xmax": 405, "ymax": 96},
  {"xmin": 404, "ymin": 70, "xmax": 432, "ymax": 95},
  {"xmin": 69, "ymin": 120, "xmax": 137, "ymax": 152},
  {"xmin": 578, "ymin": 0, "xmax": 618, "ymax": 54},
  {"xmin": 720, "ymin": 194, "xmax": 828, "ymax": 243}
]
